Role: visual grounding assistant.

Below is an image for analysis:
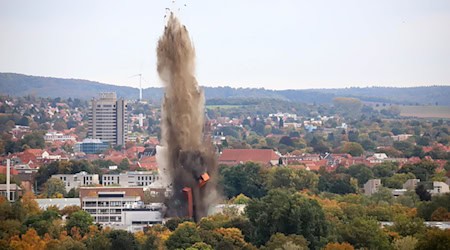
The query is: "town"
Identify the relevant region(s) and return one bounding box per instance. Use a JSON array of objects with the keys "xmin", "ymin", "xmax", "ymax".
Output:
[{"xmin": 0, "ymin": 91, "xmax": 449, "ymax": 249}]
